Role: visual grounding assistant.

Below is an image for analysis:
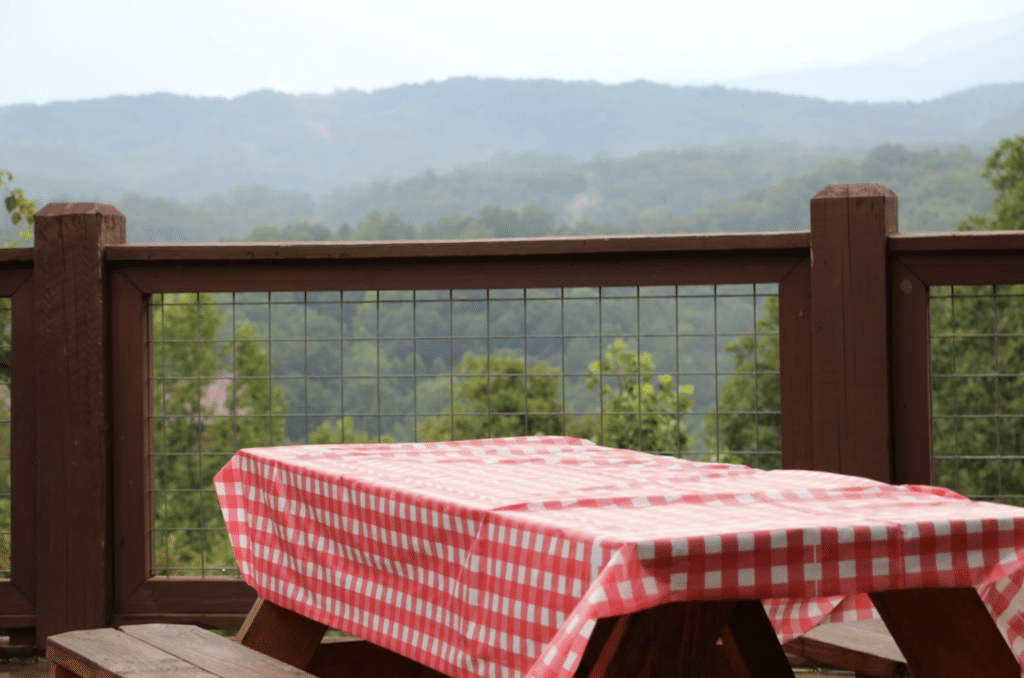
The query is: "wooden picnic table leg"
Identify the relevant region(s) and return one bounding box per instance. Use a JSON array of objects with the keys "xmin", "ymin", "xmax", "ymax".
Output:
[
  {"xmin": 869, "ymin": 587, "xmax": 1020, "ymax": 678},
  {"xmin": 235, "ymin": 598, "xmax": 329, "ymax": 669},
  {"xmin": 719, "ymin": 599, "xmax": 795, "ymax": 678},
  {"xmin": 575, "ymin": 600, "xmax": 736, "ymax": 678}
]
